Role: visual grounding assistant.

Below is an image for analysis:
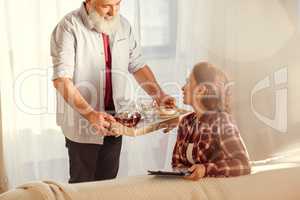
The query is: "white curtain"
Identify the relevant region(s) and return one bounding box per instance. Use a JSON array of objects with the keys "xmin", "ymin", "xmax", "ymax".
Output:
[
  {"xmin": 0, "ymin": 0, "xmax": 86, "ymax": 188},
  {"xmin": 0, "ymin": 0, "xmax": 180, "ymax": 188},
  {"xmin": 175, "ymin": 0, "xmax": 300, "ymax": 163},
  {"xmin": 119, "ymin": 0, "xmax": 182, "ymax": 177},
  {"xmin": 1, "ymin": 0, "xmax": 300, "ymax": 190}
]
